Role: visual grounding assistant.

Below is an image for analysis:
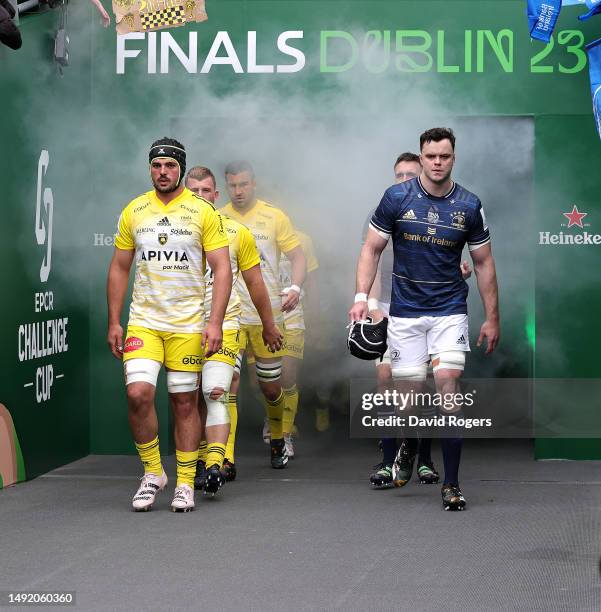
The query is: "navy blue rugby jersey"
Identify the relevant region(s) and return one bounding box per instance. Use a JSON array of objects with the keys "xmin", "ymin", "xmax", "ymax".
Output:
[{"xmin": 370, "ymin": 177, "xmax": 490, "ymax": 318}]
